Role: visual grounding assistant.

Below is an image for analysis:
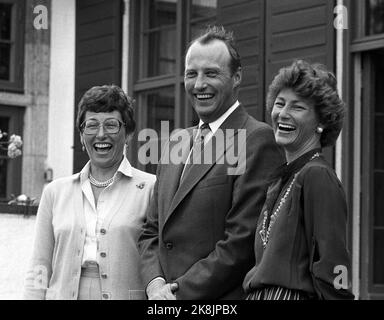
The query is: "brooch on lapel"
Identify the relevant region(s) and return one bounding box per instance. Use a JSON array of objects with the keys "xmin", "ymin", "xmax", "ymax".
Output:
[{"xmin": 136, "ymin": 182, "xmax": 146, "ymax": 189}]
